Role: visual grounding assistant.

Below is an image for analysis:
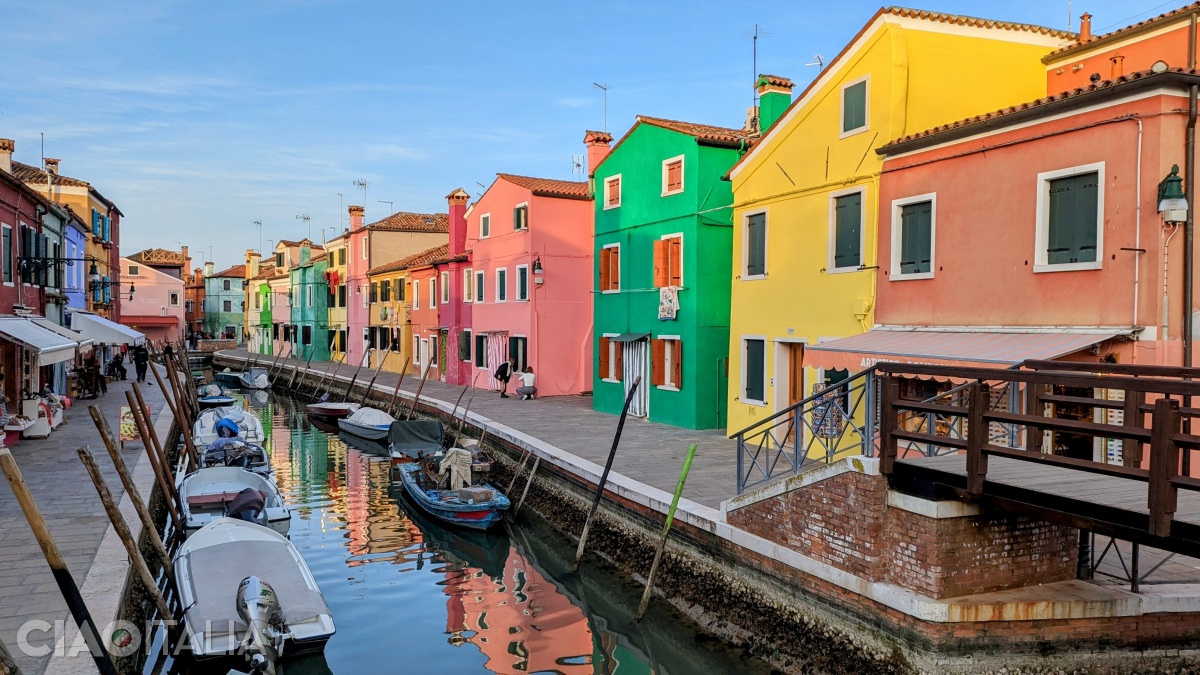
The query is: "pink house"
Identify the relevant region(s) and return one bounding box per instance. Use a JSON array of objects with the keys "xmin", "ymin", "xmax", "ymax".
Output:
[
  {"xmin": 439, "ymin": 189, "xmax": 473, "ymax": 386},
  {"xmin": 465, "ymin": 174, "xmax": 594, "ymax": 396},
  {"xmin": 118, "ymin": 257, "xmax": 184, "ymax": 343}
]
